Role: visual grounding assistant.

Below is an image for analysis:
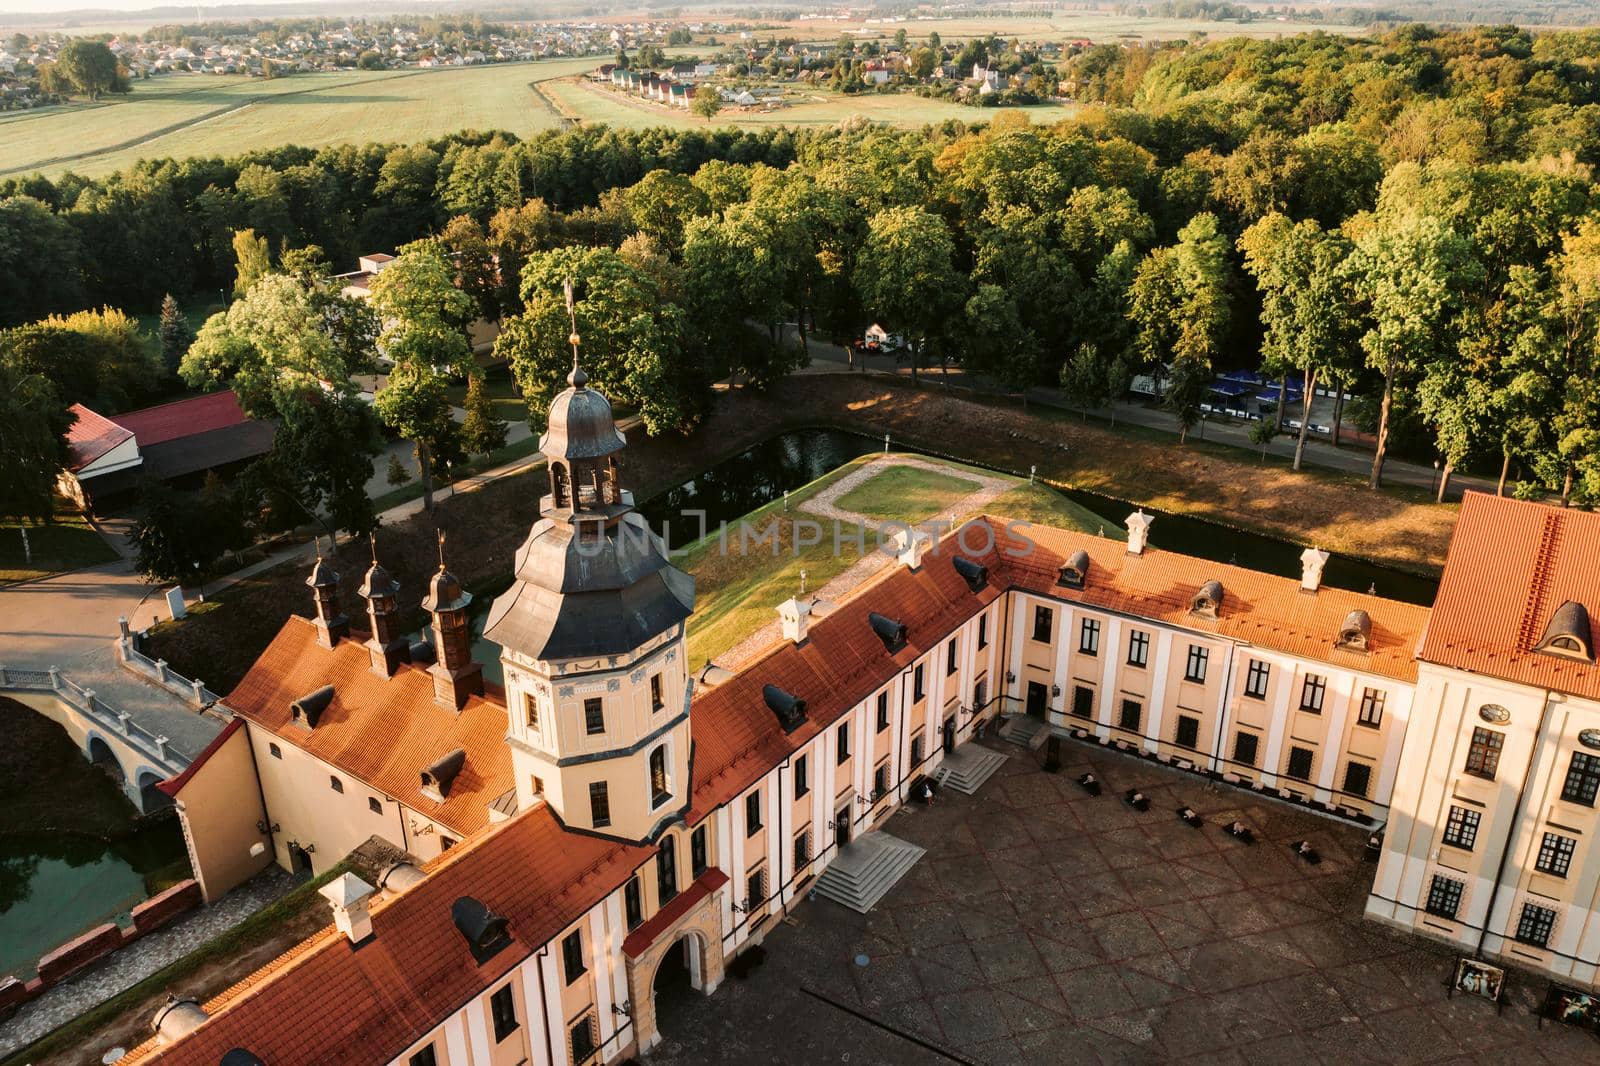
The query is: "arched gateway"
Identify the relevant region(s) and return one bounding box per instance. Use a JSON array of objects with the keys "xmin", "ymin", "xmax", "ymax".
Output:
[{"xmin": 622, "ymin": 876, "xmax": 727, "ymax": 1054}]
